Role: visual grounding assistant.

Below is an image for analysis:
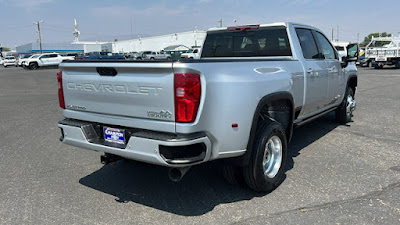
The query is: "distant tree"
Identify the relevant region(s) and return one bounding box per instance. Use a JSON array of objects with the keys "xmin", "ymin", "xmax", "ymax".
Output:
[
  {"xmin": 0, "ymin": 47, "xmax": 10, "ymax": 51},
  {"xmin": 360, "ymin": 32, "xmax": 392, "ymax": 47}
]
